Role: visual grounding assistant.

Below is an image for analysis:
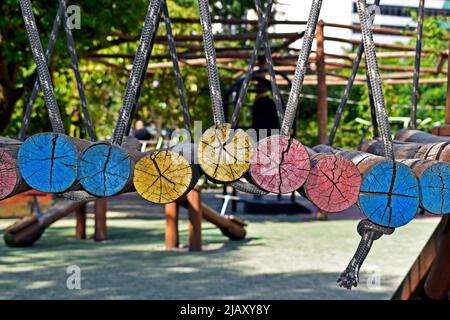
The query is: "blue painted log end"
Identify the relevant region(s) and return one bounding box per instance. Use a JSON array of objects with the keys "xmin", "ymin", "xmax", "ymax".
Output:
[
  {"xmin": 18, "ymin": 133, "xmax": 78, "ymax": 193},
  {"xmin": 359, "ymin": 161, "xmax": 419, "ymax": 228},
  {"xmin": 419, "ymin": 162, "xmax": 450, "ymax": 215},
  {"xmin": 79, "ymin": 143, "xmax": 132, "ymax": 197}
]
